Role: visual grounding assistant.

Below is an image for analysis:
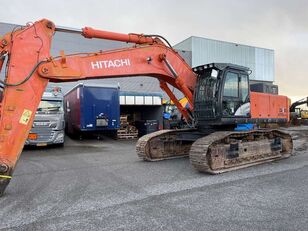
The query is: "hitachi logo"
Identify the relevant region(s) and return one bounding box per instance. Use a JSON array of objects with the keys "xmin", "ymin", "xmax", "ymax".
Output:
[{"xmin": 91, "ymin": 59, "xmax": 131, "ymax": 69}]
